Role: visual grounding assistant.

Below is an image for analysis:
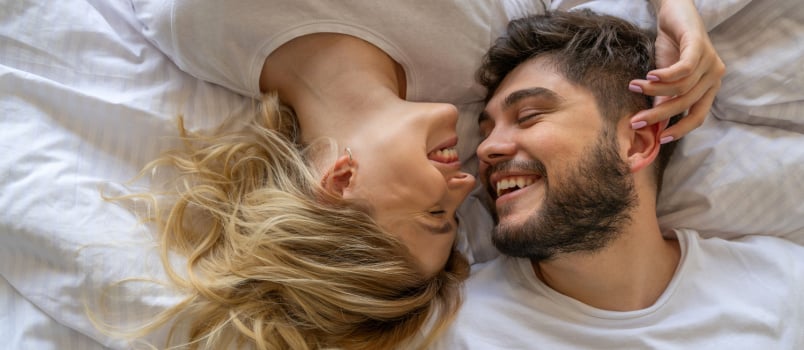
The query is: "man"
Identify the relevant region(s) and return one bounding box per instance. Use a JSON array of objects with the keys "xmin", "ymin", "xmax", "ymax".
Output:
[{"xmin": 435, "ymin": 10, "xmax": 804, "ymax": 349}]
